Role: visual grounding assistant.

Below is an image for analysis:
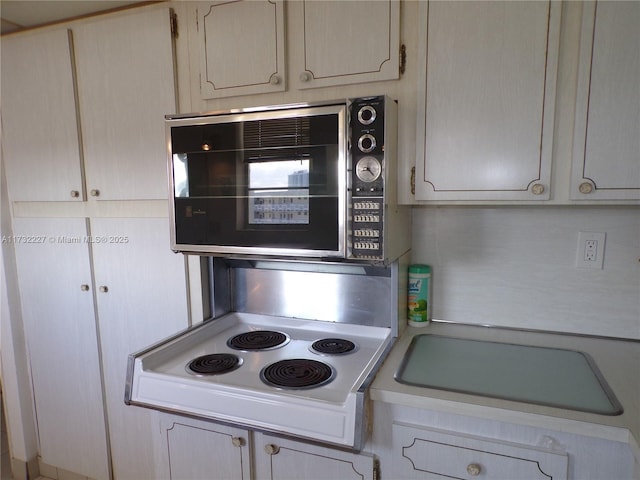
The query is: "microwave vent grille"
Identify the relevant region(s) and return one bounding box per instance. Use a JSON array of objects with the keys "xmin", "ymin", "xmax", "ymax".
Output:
[{"xmin": 244, "ymin": 118, "xmax": 311, "ymax": 149}]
